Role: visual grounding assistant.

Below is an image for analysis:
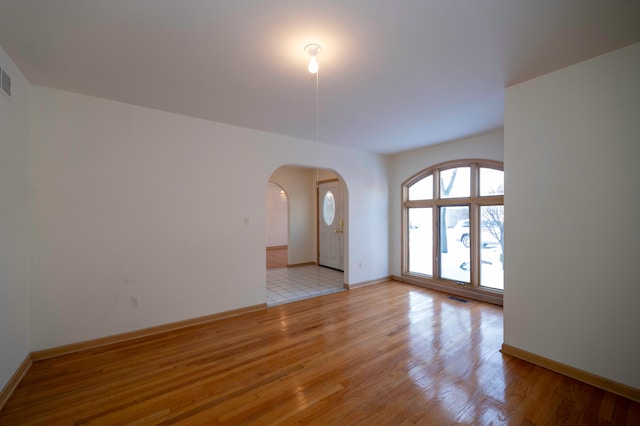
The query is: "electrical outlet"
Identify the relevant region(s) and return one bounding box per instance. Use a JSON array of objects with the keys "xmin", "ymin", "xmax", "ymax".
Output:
[{"xmin": 131, "ymin": 295, "xmax": 141, "ymax": 308}]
